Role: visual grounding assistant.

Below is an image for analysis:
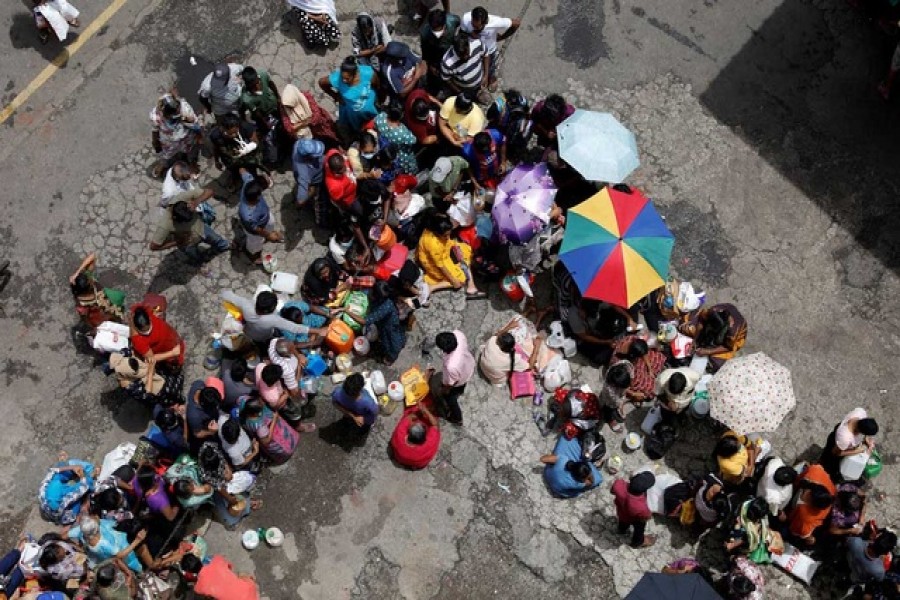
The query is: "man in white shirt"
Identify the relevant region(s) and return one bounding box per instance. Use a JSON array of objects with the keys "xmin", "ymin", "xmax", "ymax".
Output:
[
  {"xmin": 755, "ymin": 457, "xmax": 796, "ymax": 520},
  {"xmin": 461, "ymin": 6, "xmax": 520, "ymax": 88},
  {"xmin": 160, "ymin": 161, "xmax": 210, "ymax": 211}
]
